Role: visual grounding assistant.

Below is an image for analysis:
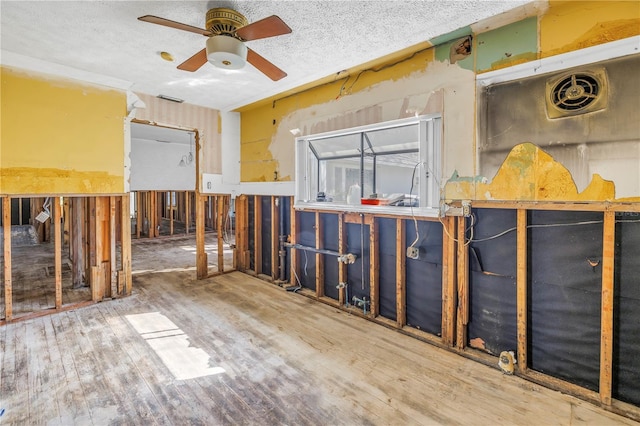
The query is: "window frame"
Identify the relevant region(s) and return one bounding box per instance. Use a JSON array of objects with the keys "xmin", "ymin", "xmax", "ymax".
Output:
[{"xmin": 295, "ymin": 114, "xmax": 442, "ymax": 217}]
